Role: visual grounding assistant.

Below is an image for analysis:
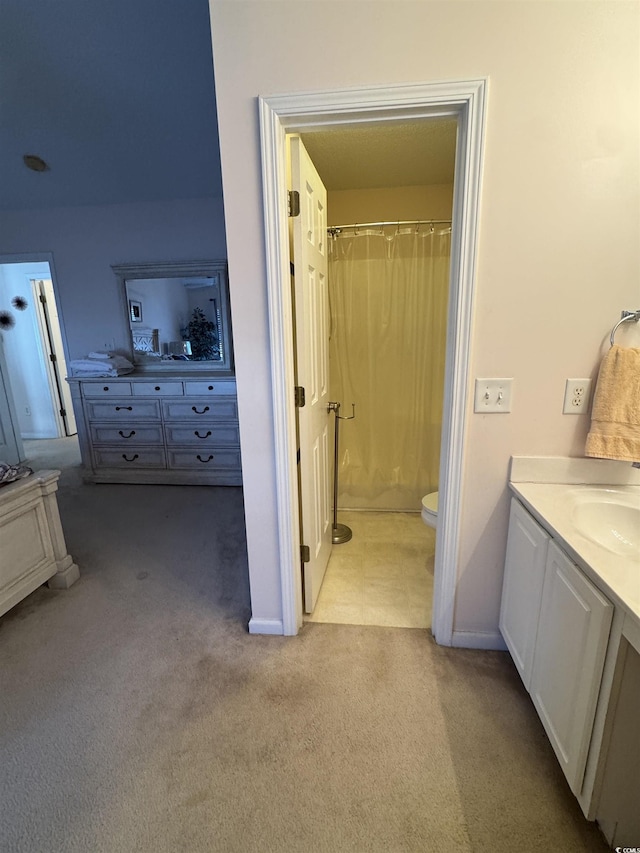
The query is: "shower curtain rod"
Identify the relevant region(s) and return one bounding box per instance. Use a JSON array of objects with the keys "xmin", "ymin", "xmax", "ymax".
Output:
[{"xmin": 327, "ymin": 219, "xmax": 451, "ymax": 235}]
